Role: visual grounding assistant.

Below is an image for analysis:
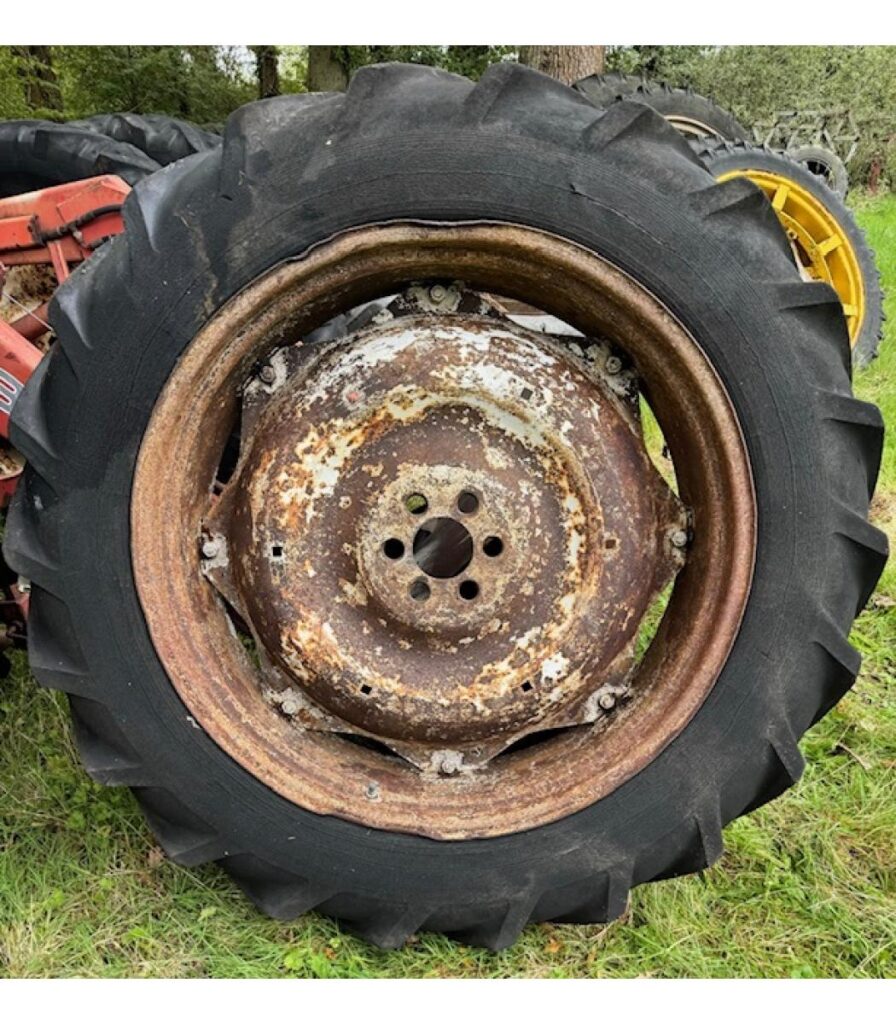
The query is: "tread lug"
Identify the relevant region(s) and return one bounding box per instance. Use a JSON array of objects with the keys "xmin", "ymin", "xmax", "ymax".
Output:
[{"xmin": 225, "ymin": 854, "xmax": 336, "ymax": 919}]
